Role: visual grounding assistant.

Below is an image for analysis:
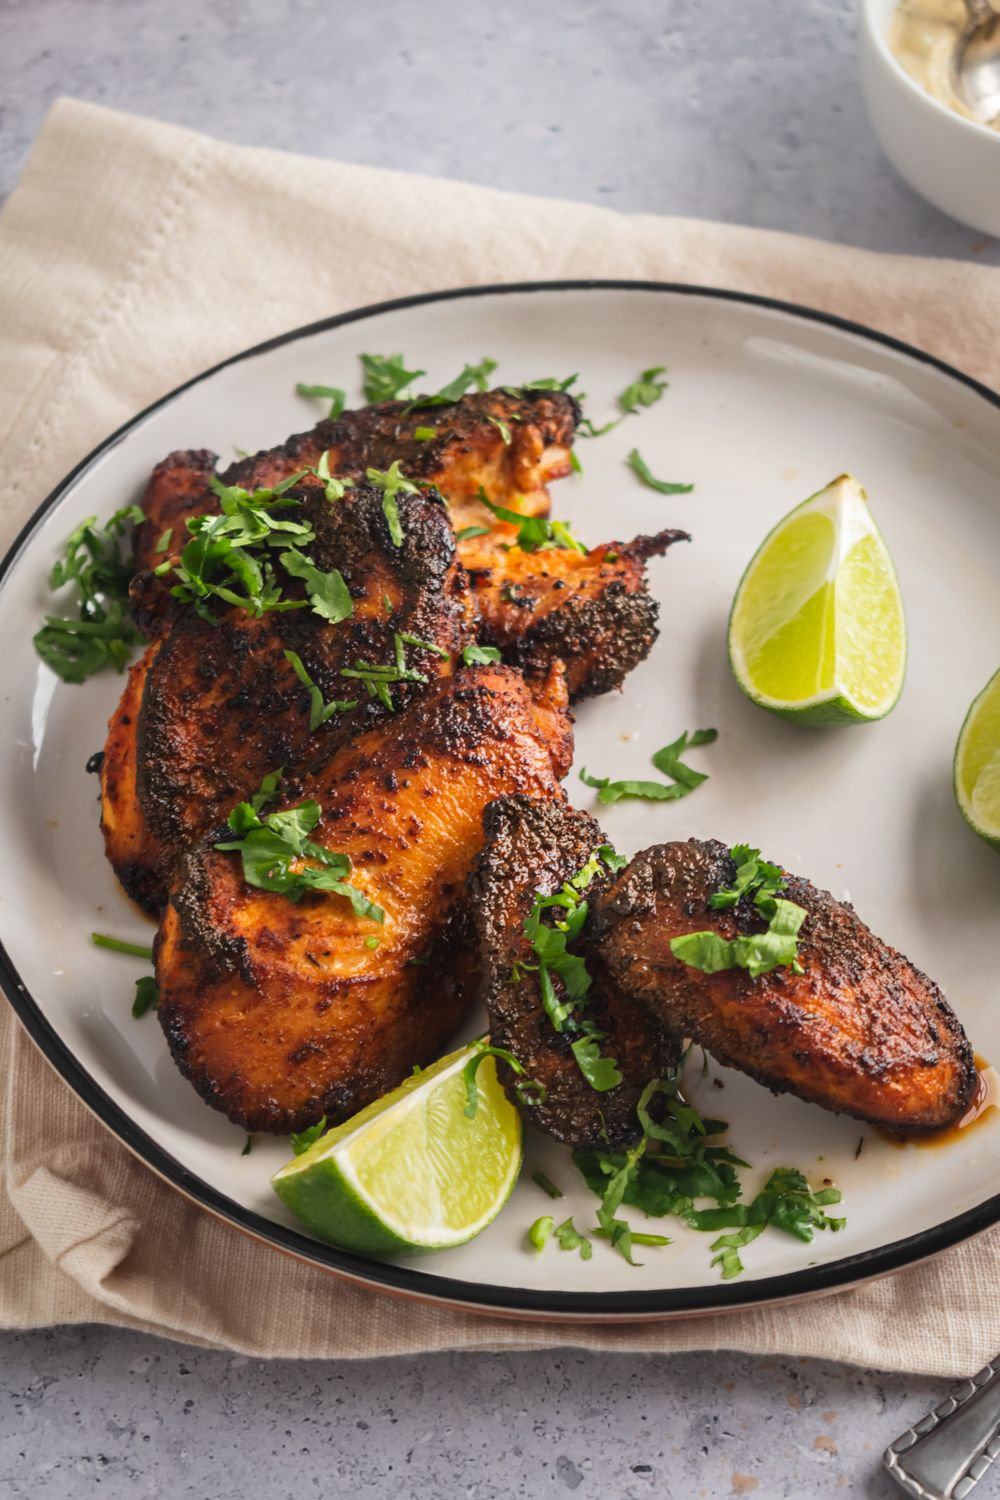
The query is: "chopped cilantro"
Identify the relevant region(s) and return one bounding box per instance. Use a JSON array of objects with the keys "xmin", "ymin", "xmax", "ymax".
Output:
[
  {"xmin": 291, "ymin": 1117, "xmax": 328, "ymax": 1155},
  {"xmin": 366, "ymin": 461, "xmax": 418, "ymax": 547},
  {"xmin": 241, "ymin": 1135, "xmax": 254, "ymax": 1156},
  {"xmin": 278, "ymin": 549, "xmax": 353, "ymax": 624},
  {"xmin": 553, "ymin": 1218, "xmax": 592, "ymax": 1260},
  {"xmin": 313, "ymin": 449, "xmax": 354, "ymax": 502},
  {"xmin": 413, "ymin": 427, "xmax": 438, "ymax": 441},
  {"xmin": 531, "ymin": 1171, "xmax": 563, "ymax": 1200},
  {"xmin": 455, "ymin": 524, "xmax": 491, "ymax": 542},
  {"xmin": 488, "ymin": 415, "xmax": 512, "ymax": 444},
  {"xmin": 283, "ymin": 649, "xmax": 358, "ymax": 729},
  {"xmin": 216, "ymin": 783, "xmax": 383, "ymax": 919},
  {"xmin": 154, "ymin": 527, "xmax": 174, "ymax": 555},
  {"xmin": 568, "ymin": 449, "xmax": 583, "ymax": 475},
  {"xmin": 619, "ymin": 365, "xmax": 668, "ymax": 414},
  {"xmin": 461, "ymin": 643, "xmax": 502, "ymax": 666},
  {"xmin": 410, "ymin": 357, "xmax": 498, "ymax": 410},
  {"xmin": 91, "ymin": 932, "xmax": 154, "ymax": 960},
  {"xmin": 34, "ymin": 505, "xmax": 145, "ymax": 683},
  {"xmin": 580, "ymin": 727, "xmax": 717, "ymax": 804},
  {"xmin": 462, "ymin": 1039, "xmax": 529, "ymax": 1119},
  {"xmin": 627, "ymin": 448, "xmax": 693, "ymax": 495},
  {"xmin": 295, "ymin": 383, "xmax": 346, "ymax": 420},
  {"xmin": 477, "ymin": 487, "xmax": 586, "ymax": 555},
  {"xmin": 360, "ymin": 353, "xmax": 425, "ymax": 404},
  {"xmin": 131, "ymin": 975, "xmax": 159, "ymax": 1018},
  {"xmin": 339, "ymin": 630, "xmax": 433, "ymax": 711},
  {"xmin": 669, "ymin": 844, "xmax": 808, "ymax": 980},
  {"xmin": 503, "ymin": 375, "xmax": 578, "ymax": 395}
]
